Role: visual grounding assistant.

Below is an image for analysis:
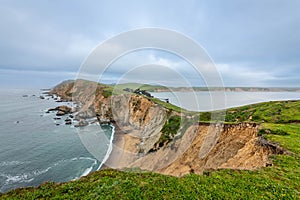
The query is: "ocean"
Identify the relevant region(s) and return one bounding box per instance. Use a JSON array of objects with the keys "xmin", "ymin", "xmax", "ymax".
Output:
[
  {"xmin": 0, "ymin": 89, "xmax": 113, "ymax": 193},
  {"xmin": 1, "ymin": 89, "xmax": 300, "ymax": 193}
]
